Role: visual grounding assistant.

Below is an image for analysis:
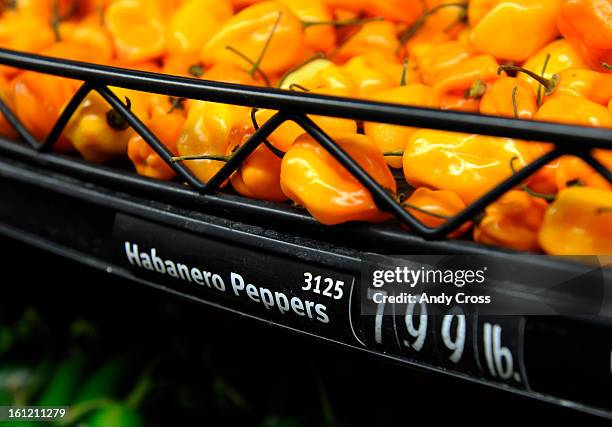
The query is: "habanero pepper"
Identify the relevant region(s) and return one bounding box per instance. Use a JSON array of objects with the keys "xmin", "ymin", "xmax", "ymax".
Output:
[
  {"xmin": 433, "ymin": 54, "xmax": 500, "ymax": 111},
  {"xmin": 281, "ymin": 133, "xmax": 396, "ymax": 225},
  {"xmin": 104, "ymin": 0, "xmax": 166, "ymax": 64},
  {"xmin": 364, "ymin": 83, "xmax": 439, "ymax": 168},
  {"xmin": 128, "ymin": 112, "xmax": 185, "ymax": 180},
  {"xmin": 474, "ymin": 190, "xmax": 548, "ymax": 252},
  {"xmin": 201, "ymin": 1, "xmax": 304, "ymax": 76},
  {"xmin": 174, "ymin": 62, "xmax": 262, "ymax": 184},
  {"xmin": 539, "ymin": 187, "xmax": 612, "ymax": 255},
  {"xmin": 334, "ymin": 20, "xmax": 399, "ymax": 63},
  {"xmin": 516, "ymin": 39, "xmax": 588, "ymax": 94},
  {"xmin": 166, "ymin": 0, "xmax": 234, "ymax": 55},
  {"xmin": 403, "ymin": 188, "xmax": 472, "ymax": 238},
  {"xmin": 64, "ymin": 88, "xmax": 150, "ymax": 163},
  {"xmin": 11, "ymin": 71, "xmax": 80, "ymax": 152},
  {"xmin": 403, "ymin": 129, "xmax": 535, "ymax": 204},
  {"xmin": 557, "ymin": 0, "xmax": 612, "ymax": 73},
  {"xmin": 468, "ymin": 0, "xmax": 559, "ymax": 62},
  {"xmin": 225, "ymin": 116, "xmax": 287, "ymax": 202},
  {"xmin": 480, "ymin": 76, "xmax": 538, "ymax": 119},
  {"xmin": 411, "ymin": 40, "xmax": 475, "ymax": 86}
]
